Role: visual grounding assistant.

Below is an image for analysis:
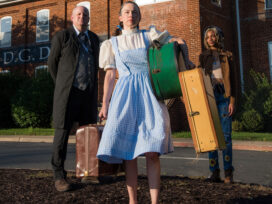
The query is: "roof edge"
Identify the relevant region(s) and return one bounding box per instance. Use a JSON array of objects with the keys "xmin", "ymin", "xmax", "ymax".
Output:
[{"xmin": 0, "ymin": 0, "xmax": 41, "ymax": 8}]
